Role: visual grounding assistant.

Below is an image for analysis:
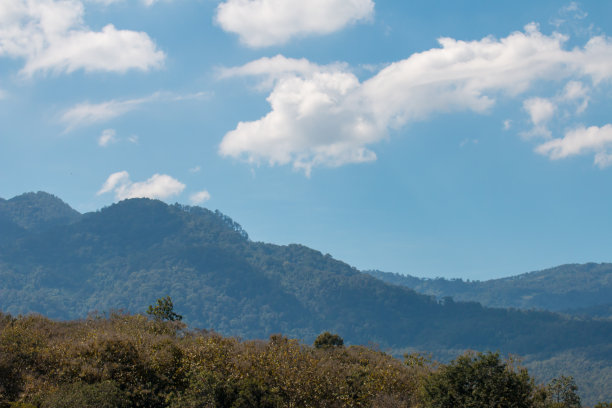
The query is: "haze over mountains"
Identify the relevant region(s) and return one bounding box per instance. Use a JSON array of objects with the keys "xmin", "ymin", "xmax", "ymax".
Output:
[
  {"xmin": 1, "ymin": 191, "xmax": 611, "ymax": 404},
  {"xmin": 366, "ymin": 264, "xmax": 612, "ymax": 320}
]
